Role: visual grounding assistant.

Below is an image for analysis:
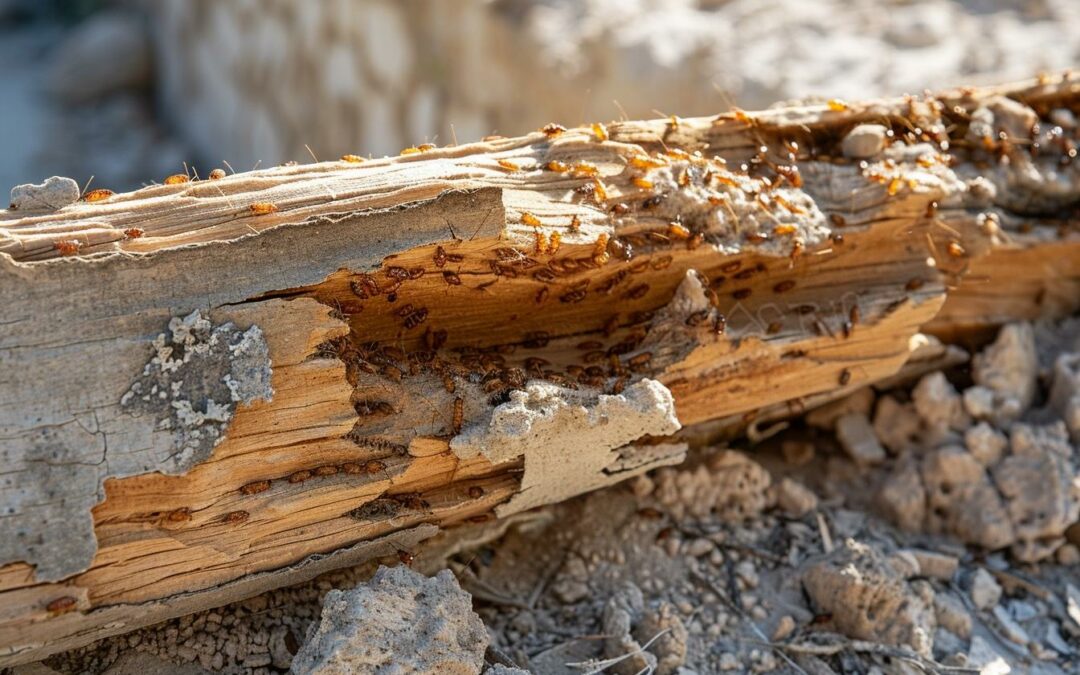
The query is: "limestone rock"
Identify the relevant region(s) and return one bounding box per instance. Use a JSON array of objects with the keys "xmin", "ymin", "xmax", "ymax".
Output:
[
  {"xmin": 841, "ymin": 124, "xmax": 888, "ymax": 159},
  {"xmin": 9, "ymin": 176, "xmax": 80, "ymax": 211},
  {"xmin": 873, "ymin": 395, "xmax": 921, "ymax": 454},
  {"xmin": 802, "ymin": 539, "xmax": 936, "ymax": 657},
  {"xmin": 835, "ymin": 412, "xmax": 886, "ymax": 465},
  {"xmin": 970, "ymin": 568, "xmax": 1002, "ymax": 610},
  {"xmin": 972, "ymin": 323, "xmax": 1038, "ymax": 425},
  {"xmin": 995, "ymin": 423, "xmax": 1080, "ymax": 562},
  {"xmin": 290, "ymin": 566, "xmax": 488, "ymax": 675},
  {"xmin": 921, "ymin": 446, "xmax": 1014, "ymax": 550}
]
